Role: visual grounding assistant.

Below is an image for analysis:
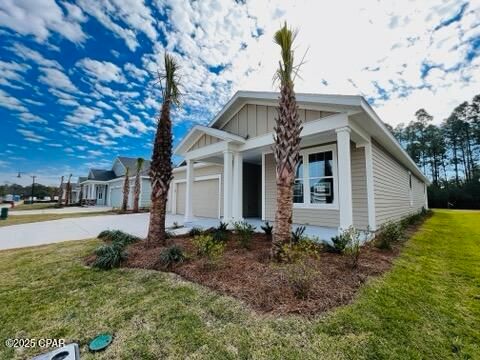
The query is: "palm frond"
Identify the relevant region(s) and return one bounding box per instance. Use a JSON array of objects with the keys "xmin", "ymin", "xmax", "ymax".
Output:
[
  {"xmin": 273, "ymin": 22, "xmax": 298, "ymax": 86},
  {"xmin": 158, "ymin": 53, "xmax": 182, "ymax": 106},
  {"xmin": 136, "ymin": 157, "xmax": 144, "ymax": 172}
]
